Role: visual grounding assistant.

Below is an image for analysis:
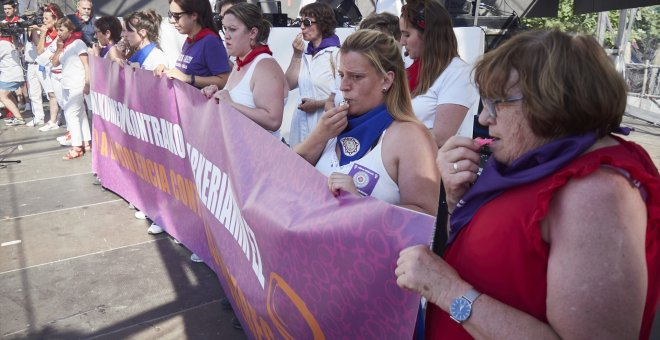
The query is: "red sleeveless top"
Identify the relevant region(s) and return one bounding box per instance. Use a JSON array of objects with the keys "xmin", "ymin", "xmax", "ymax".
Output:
[{"xmin": 426, "ymin": 138, "xmax": 660, "ymax": 340}]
